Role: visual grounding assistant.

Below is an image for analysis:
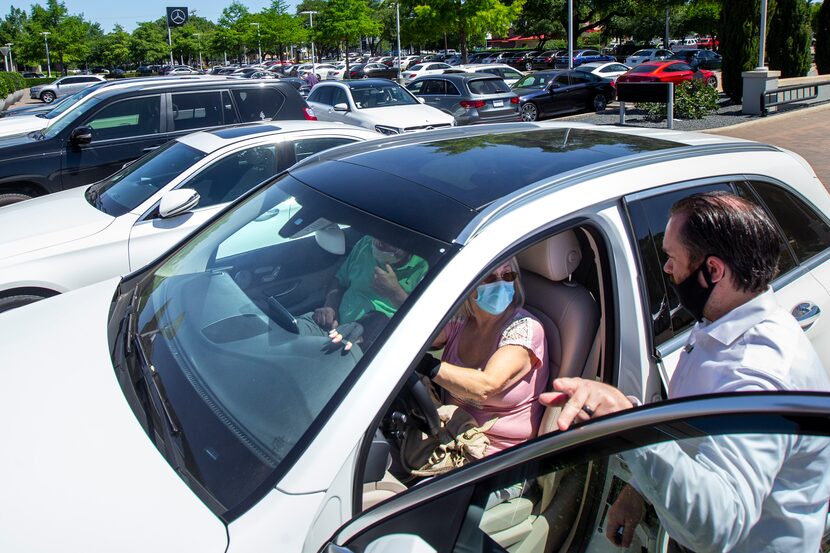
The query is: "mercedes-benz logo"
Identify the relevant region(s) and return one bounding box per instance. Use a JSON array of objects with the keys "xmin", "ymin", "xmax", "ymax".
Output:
[{"xmin": 170, "ymin": 9, "xmax": 186, "ymax": 25}]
